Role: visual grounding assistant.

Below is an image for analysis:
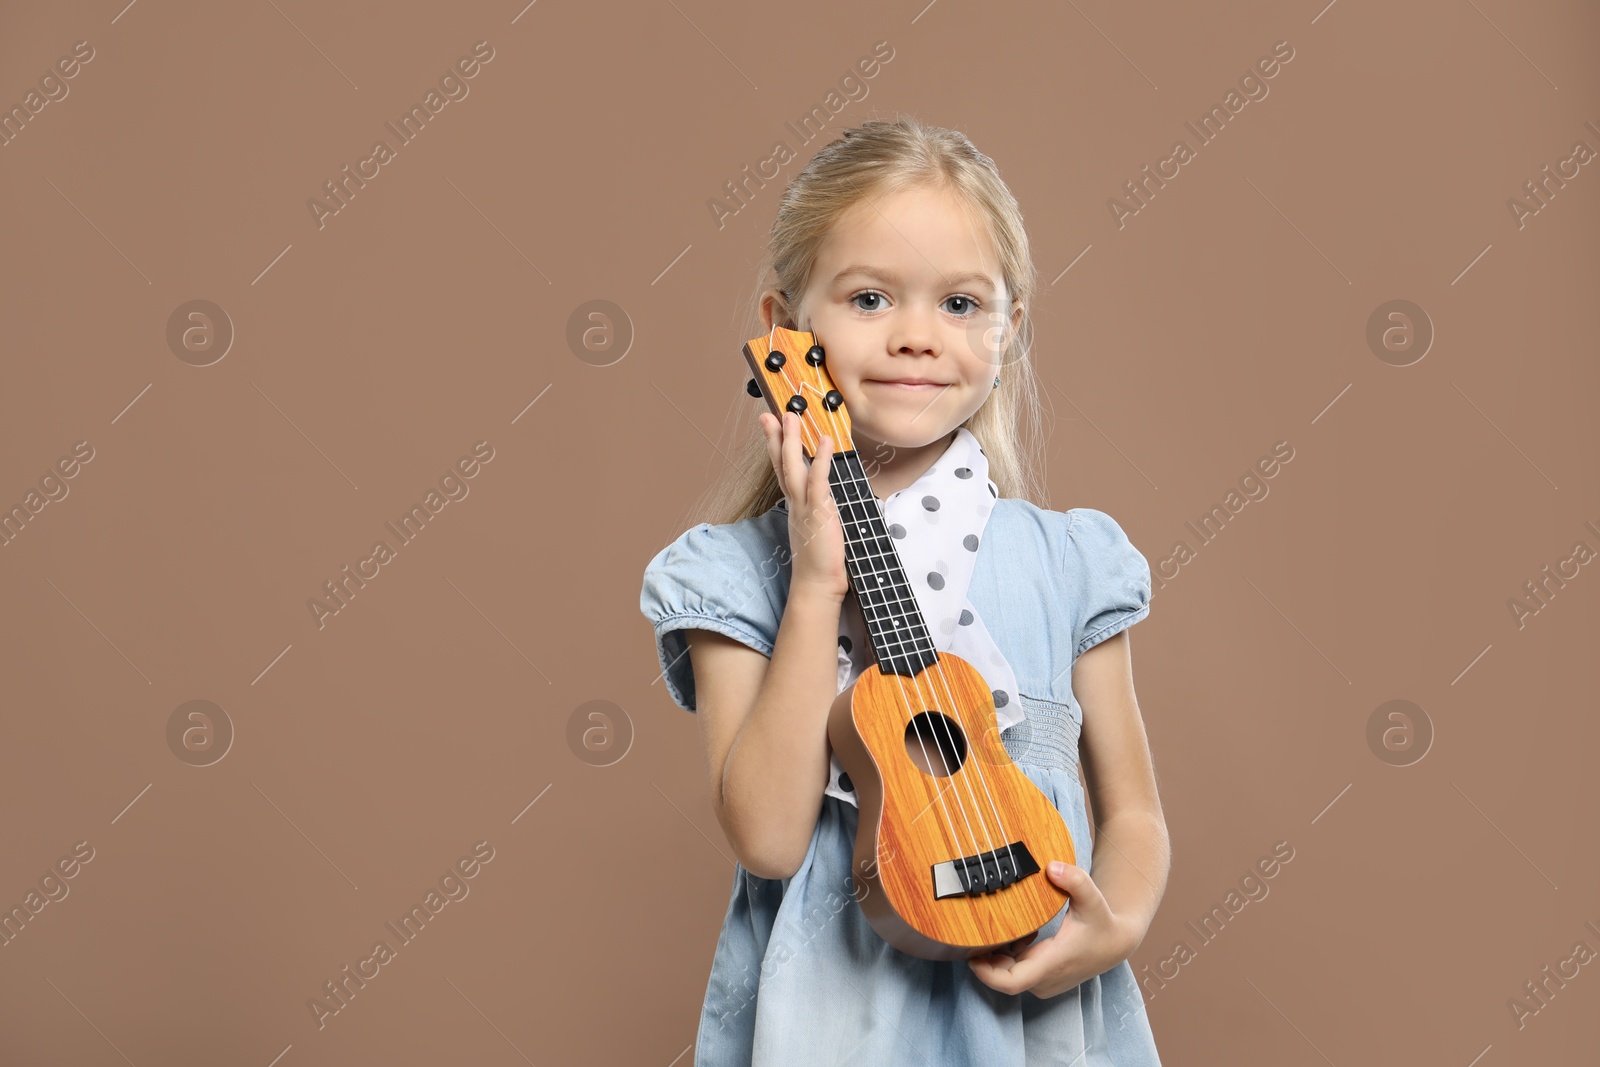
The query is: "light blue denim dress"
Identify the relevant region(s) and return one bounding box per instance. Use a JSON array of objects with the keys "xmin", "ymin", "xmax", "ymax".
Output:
[{"xmin": 640, "ymin": 497, "xmax": 1161, "ymax": 1066}]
